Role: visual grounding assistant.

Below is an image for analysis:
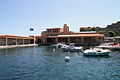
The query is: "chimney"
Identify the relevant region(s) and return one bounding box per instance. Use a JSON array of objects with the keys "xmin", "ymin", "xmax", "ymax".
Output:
[{"xmin": 63, "ymin": 24, "xmax": 69, "ymax": 32}]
